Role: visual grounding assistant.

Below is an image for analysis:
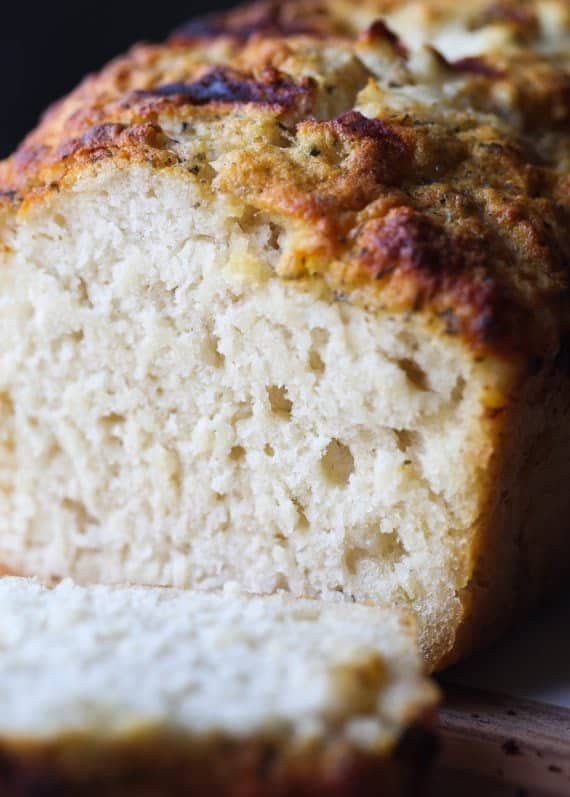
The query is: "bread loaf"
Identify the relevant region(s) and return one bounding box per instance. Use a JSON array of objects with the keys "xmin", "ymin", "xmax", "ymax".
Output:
[
  {"xmin": 0, "ymin": 0, "xmax": 569, "ymax": 669},
  {"xmin": 0, "ymin": 578, "xmax": 437, "ymax": 796}
]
